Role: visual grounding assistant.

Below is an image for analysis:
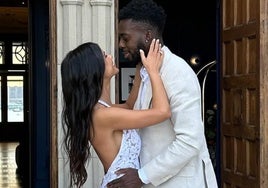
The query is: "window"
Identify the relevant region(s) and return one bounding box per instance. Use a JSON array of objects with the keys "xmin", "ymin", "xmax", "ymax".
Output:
[
  {"xmin": 12, "ymin": 42, "xmax": 28, "ymax": 64},
  {"xmin": 7, "ymin": 76, "xmax": 24, "ymax": 122},
  {"xmin": 0, "ymin": 40, "xmax": 28, "ymax": 124},
  {"xmin": 0, "ymin": 42, "xmax": 3, "ymax": 64}
]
